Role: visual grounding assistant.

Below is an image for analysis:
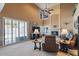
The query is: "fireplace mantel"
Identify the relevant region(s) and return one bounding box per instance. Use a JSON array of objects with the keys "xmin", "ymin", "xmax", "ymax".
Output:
[{"xmin": 51, "ymin": 27, "xmax": 60, "ymax": 36}]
